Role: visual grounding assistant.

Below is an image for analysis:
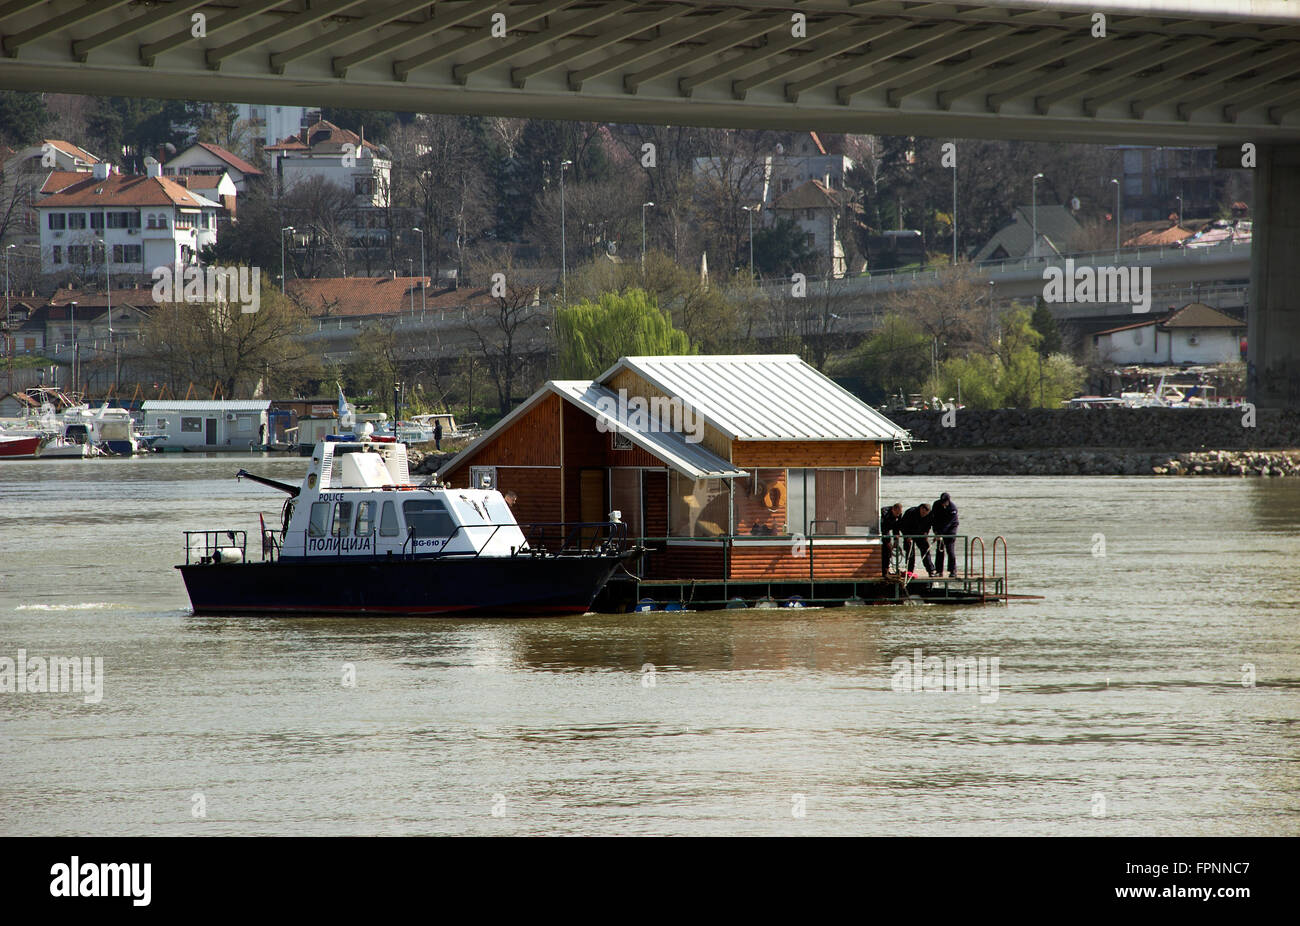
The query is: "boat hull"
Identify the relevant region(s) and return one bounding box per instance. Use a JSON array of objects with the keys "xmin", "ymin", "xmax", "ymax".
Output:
[
  {"xmin": 177, "ymin": 551, "xmax": 638, "ymax": 617},
  {"xmin": 0, "ymin": 436, "xmax": 42, "ymax": 458}
]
